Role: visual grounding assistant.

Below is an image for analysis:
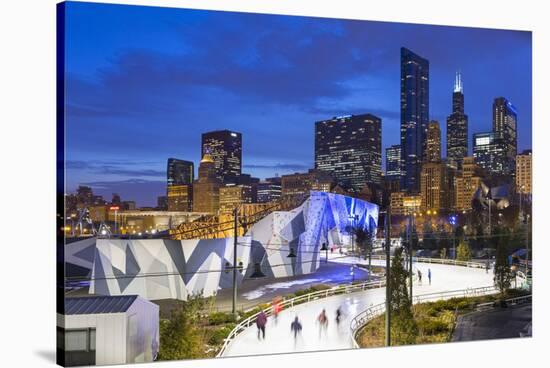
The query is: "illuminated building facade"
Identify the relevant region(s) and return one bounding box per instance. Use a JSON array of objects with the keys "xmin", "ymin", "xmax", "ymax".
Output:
[
  {"xmin": 446, "ymin": 72, "xmax": 469, "ymax": 168},
  {"xmin": 473, "ymin": 131, "xmax": 507, "ymax": 175},
  {"xmin": 281, "ymin": 169, "xmax": 333, "ymax": 203},
  {"xmin": 516, "ymin": 150, "xmax": 532, "ymax": 194},
  {"xmin": 390, "ymin": 192, "xmax": 421, "ymax": 215},
  {"xmin": 167, "ymin": 185, "xmax": 193, "ymax": 211},
  {"xmin": 256, "ymin": 177, "xmax": 282, "ymax": 203},
  {"xmin": 315, "ymin": 114, "xmax": 382, "ymax": 192},
  {"xmin": 493, "ymin": 97, "xmax": 518, "ymax": 174},
  {"xmin": 201, "ymin": 130, "xmax": 242, "ymax": 183},
  {"xmin": 400, "ymin": 47, "xmax": 429, "ymax": 193},
  {"xmin": 167, "ymin": 158, "xmax": 194, "ymax": 186},
  {"xmin": 426, "ymin": 120, "xmax": 441, "ymax": 163},
  {"xmin": 420, "ymin": 162, "xmax": 451, "ymax": 212},
  {"xmin": 455, "ymin": 156, "xmax": 484, "ymax": 211},
  {"xmin": 385, "ymin": 144, "xmax": 402, "ymax": 182},
  {"xmin": 219, "ymin": 185, "xmax": 253, "ymax": 214},
  {"xmin": 192, "ymin": 153, "xmax": 221, "ymax": 213}
]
